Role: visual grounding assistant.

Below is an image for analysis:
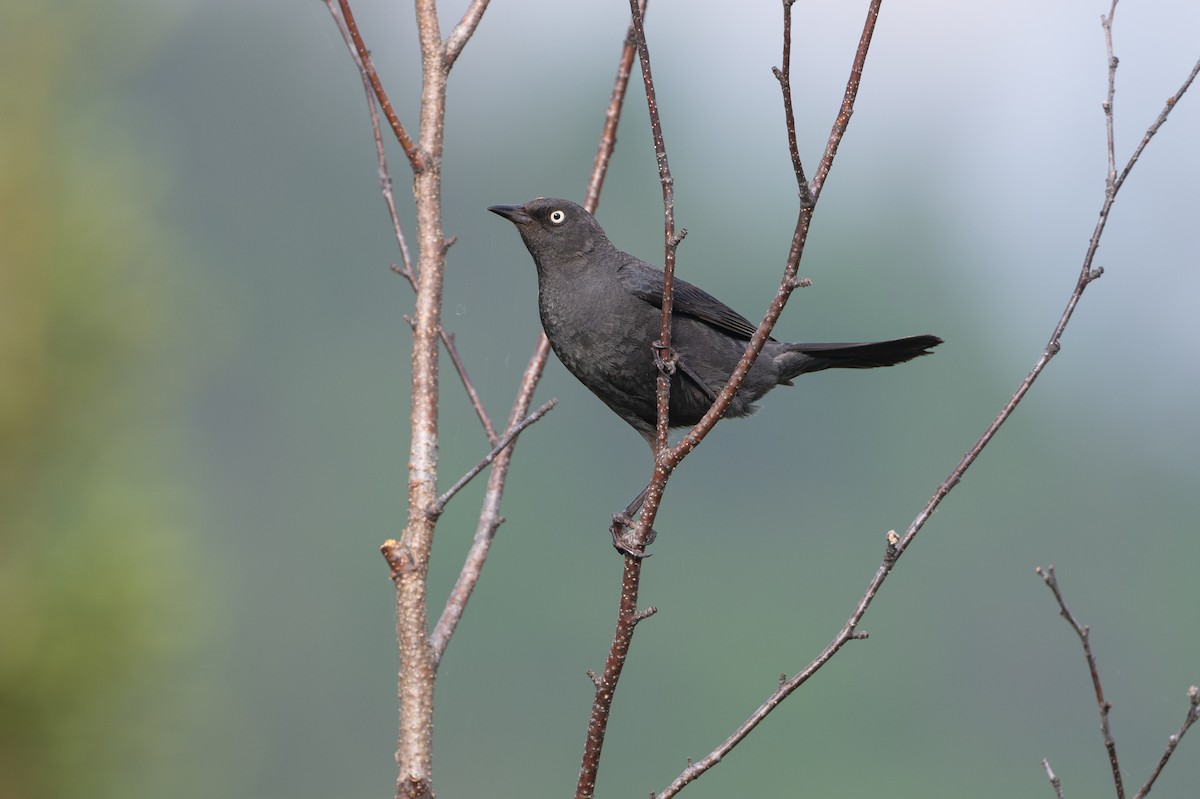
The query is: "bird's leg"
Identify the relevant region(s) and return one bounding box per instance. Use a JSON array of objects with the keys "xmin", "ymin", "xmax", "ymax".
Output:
[{"xmin": 610, "ymin": 484, "xmax": 657, "ymax": 557}]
